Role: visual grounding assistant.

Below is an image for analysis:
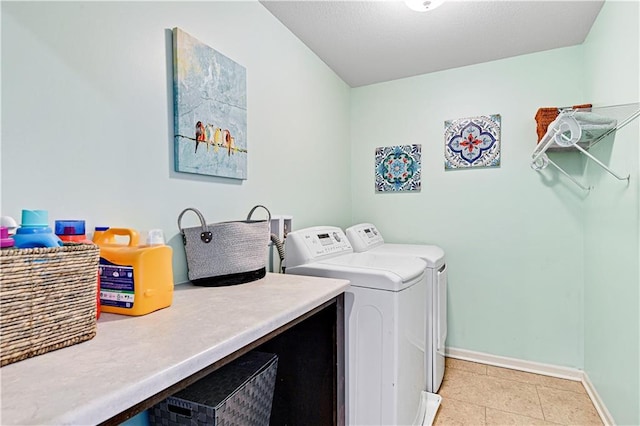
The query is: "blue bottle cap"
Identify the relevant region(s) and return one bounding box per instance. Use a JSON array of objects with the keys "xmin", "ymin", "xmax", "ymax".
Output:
[
  {"xmin": 21, "ymin": 209, "xmax": 48, "ymax": 227},
  {"xmin": 55, "ymin": 220, "xmax": 86, "ymax": 236}
]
